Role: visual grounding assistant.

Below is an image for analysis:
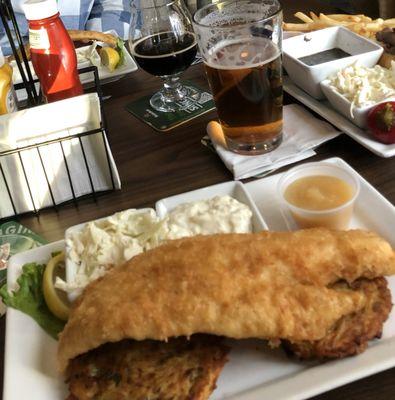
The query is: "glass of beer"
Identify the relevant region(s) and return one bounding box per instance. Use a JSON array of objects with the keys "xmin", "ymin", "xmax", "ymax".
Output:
[
  {"xmin": 193, "ymin": 0, "xmax": 283, "ymax": 155},
  {"xmin": 129, "ymin": 0, "xmax": 198, "ymax": 113}
]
